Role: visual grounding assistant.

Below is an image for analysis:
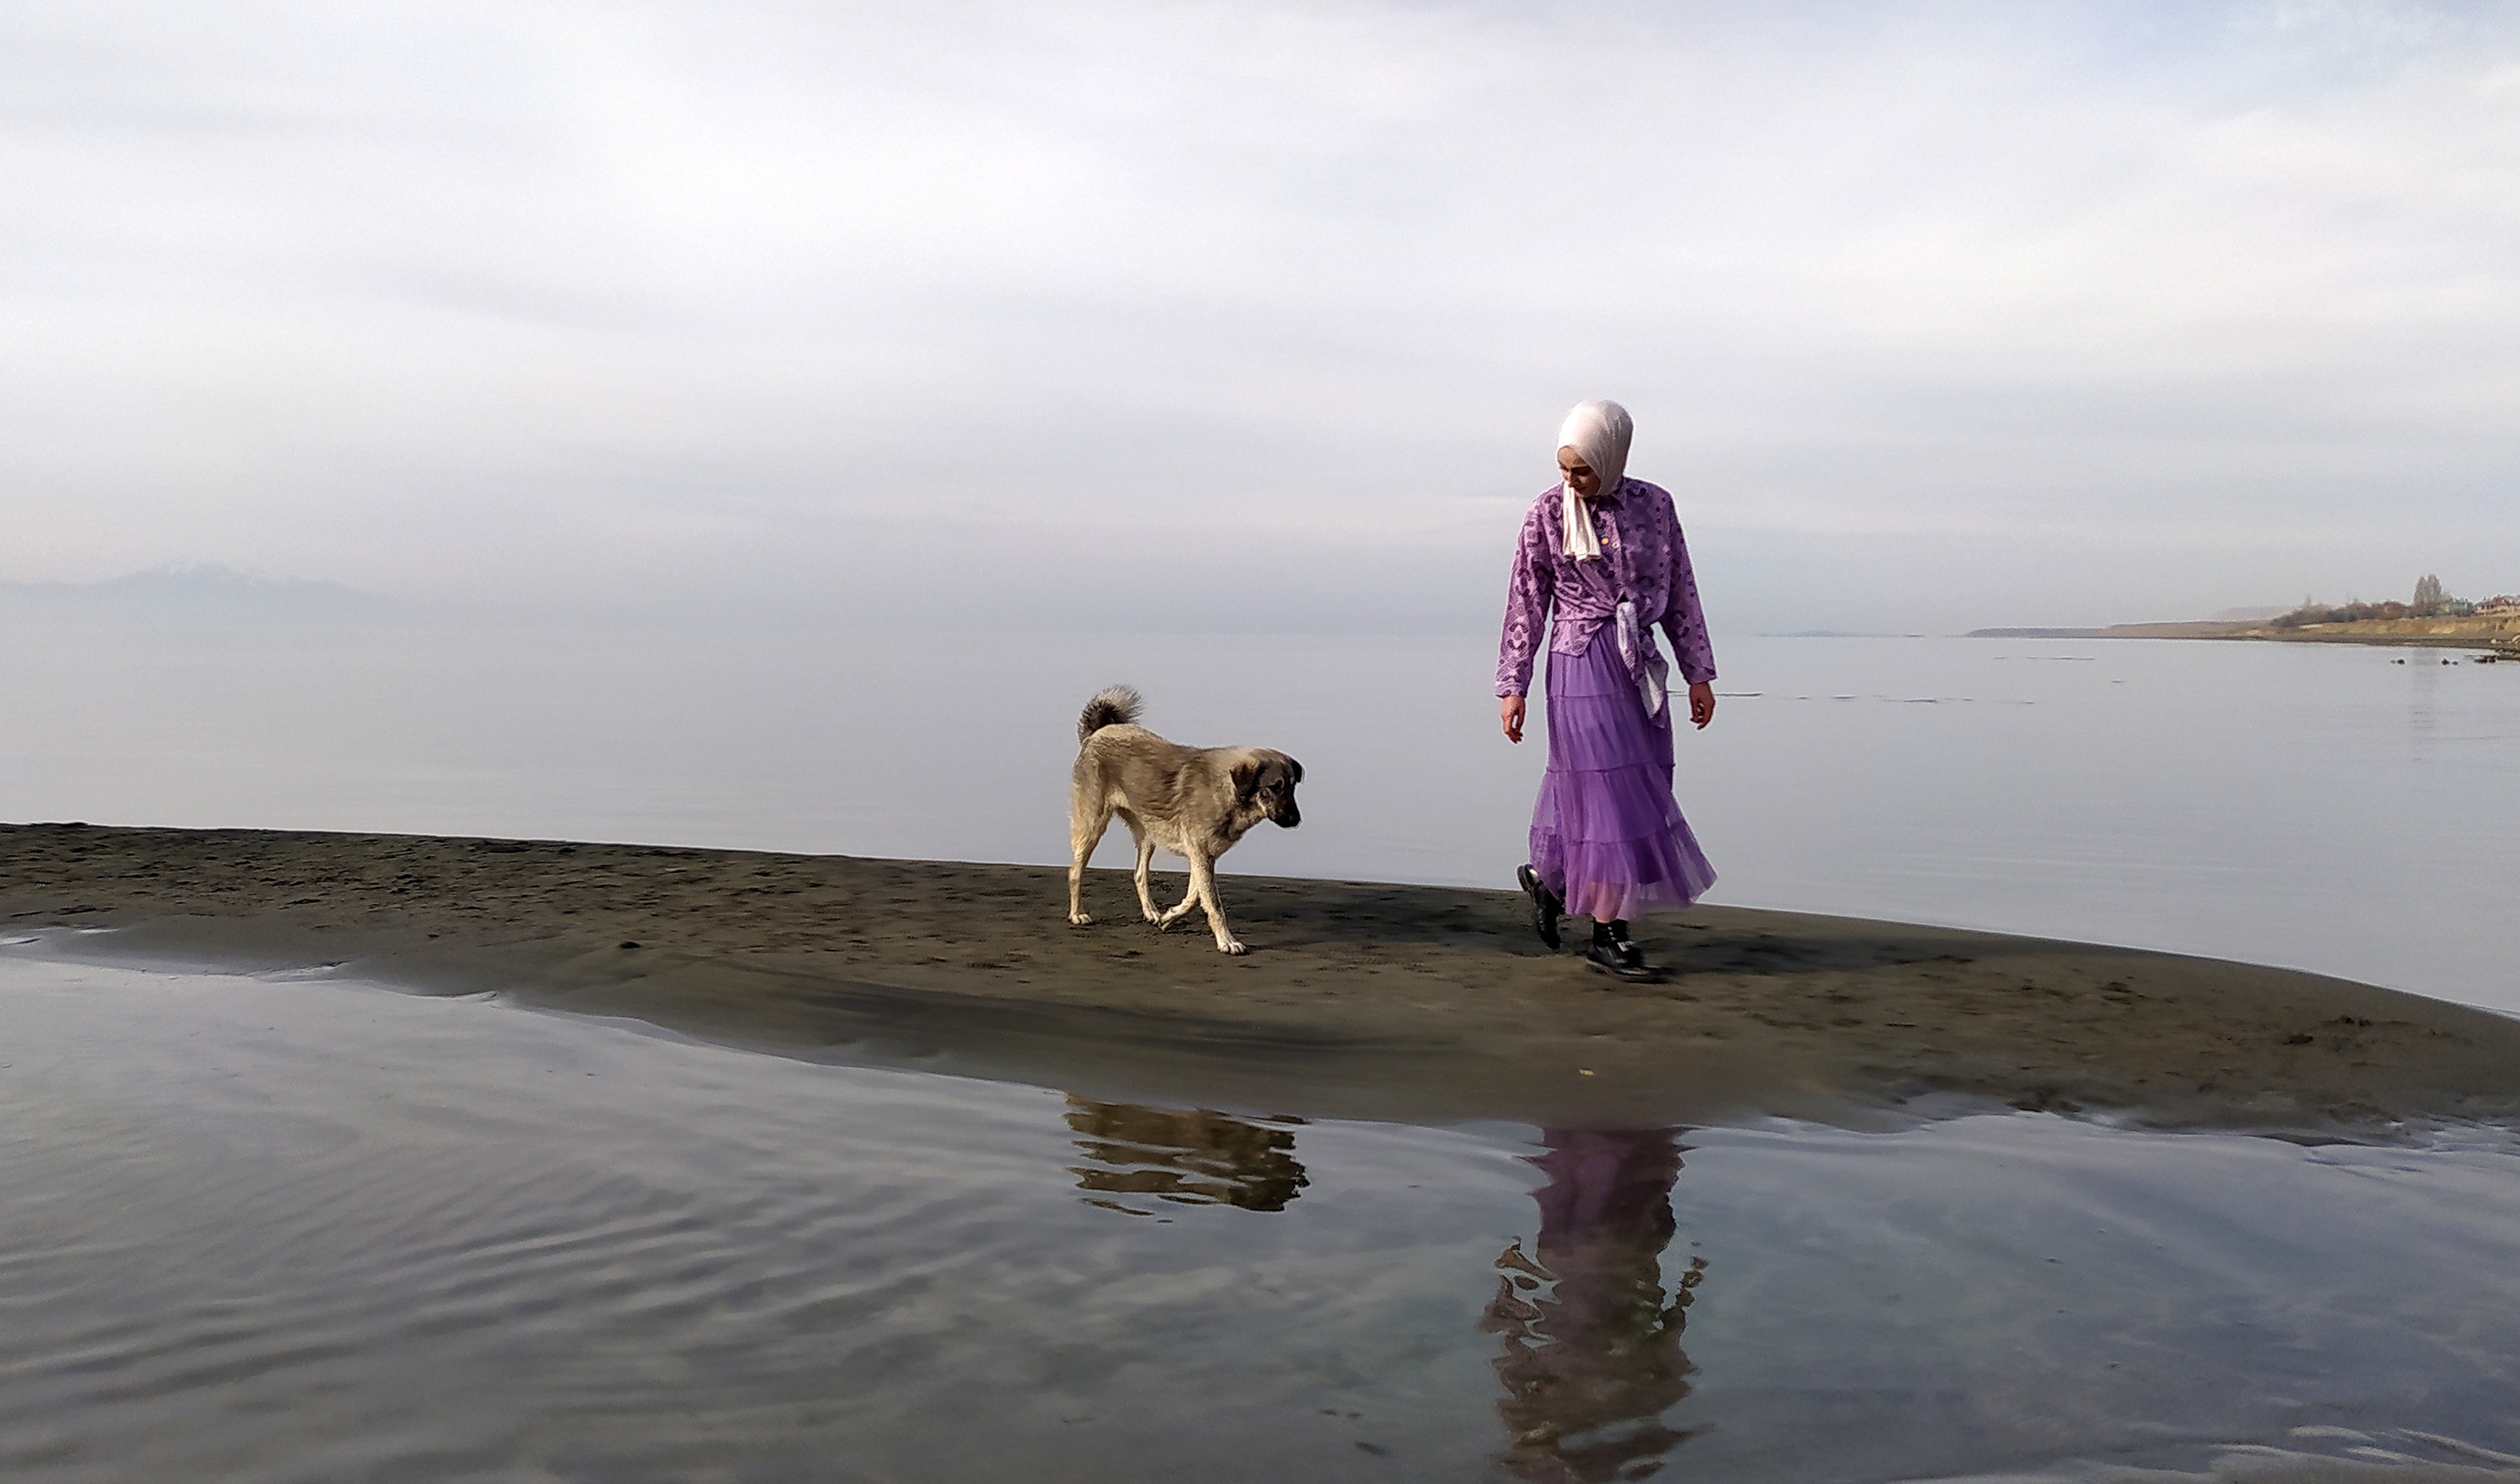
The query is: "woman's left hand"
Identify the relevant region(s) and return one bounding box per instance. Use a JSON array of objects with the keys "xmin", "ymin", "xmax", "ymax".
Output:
[{"xmin": 1687, "ymin": 681, "xmax": 1716, "ymax": 730}]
